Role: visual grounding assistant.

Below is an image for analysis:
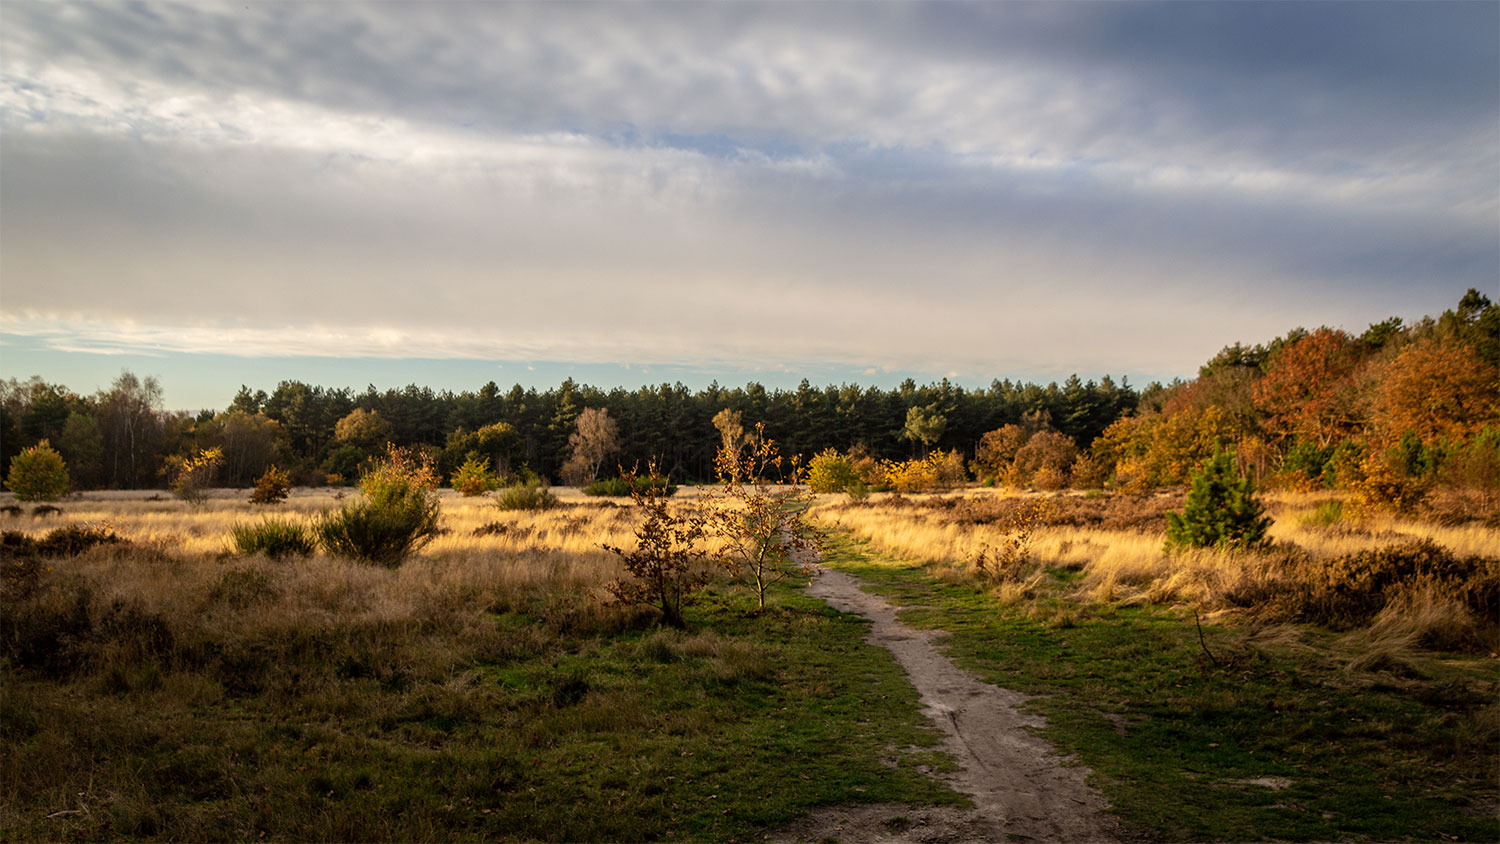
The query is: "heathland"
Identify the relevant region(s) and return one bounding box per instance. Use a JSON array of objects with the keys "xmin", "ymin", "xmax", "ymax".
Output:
[
  {"xmin": 2, "ymin": 484, "xmax": 1495, "ymax": 841},
  {"xmin": 2, "ymin": 290, "xmax": 1497, "ymax": 841}
]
